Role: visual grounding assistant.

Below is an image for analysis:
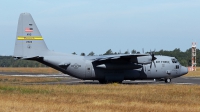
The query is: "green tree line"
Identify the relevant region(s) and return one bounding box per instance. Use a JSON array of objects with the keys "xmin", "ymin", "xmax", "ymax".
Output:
[{"xmin": 0, "ymin": 48, "xmax": 198, "ymax": 67}]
